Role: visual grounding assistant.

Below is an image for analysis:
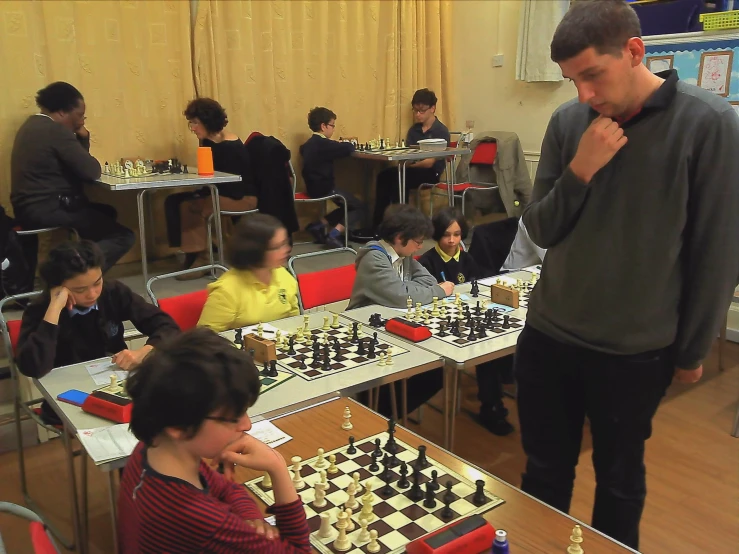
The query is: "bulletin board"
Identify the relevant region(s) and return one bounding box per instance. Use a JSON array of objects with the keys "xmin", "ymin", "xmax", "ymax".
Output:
[{"xmin": 645, "ymin": 34, "xmax": 739, "ymax": 114}]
